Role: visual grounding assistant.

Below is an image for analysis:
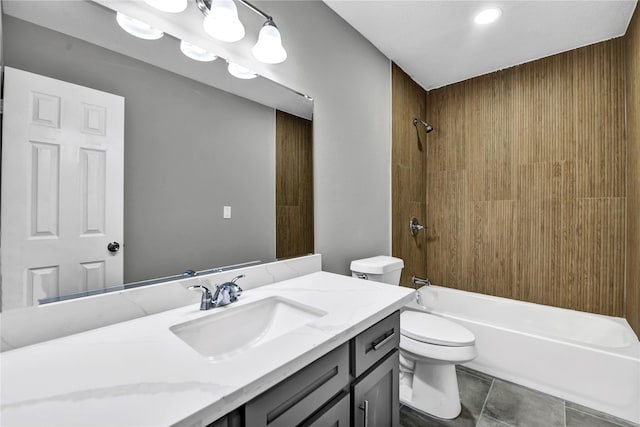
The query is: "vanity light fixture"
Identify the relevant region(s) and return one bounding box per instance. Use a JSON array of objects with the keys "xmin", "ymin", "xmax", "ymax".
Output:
[
  {"xmin": 252, "ymin": 19, "xmax": 287, "ymax": 64},
  {"xmin": 227, "ymin": 61, "xmax": 258, "ymax": 79},
  {"xmin": 116, "ymin": 12, "xmax": 164, "ymax": 40},
  {"xmin": 143, "ymin": 0, "xmax": 188, "ymax": 13},
  {"xmin": 180, "ymin": 40, "xmax": 218, "ymax": 62},
  {"xmin": 474, "ymin": 7, "xmax": 502, "ymax": 25},
  {"xmin": 197, "ymin": 0, "xmax": 288, "ymax": 64},
  {"xmin": 201, "ymin": 0, "xmax": 246, "ymax": 42}
]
